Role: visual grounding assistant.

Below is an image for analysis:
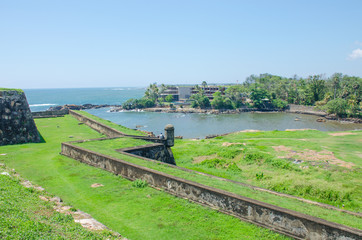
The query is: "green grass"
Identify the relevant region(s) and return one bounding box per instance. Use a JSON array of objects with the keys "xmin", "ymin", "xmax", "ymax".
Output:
[
  {"xmin": 72, "ymin": 137, "xmax": 151, "ymax": 150},
  {"xmin": 172, "ymin": 130, "xmax": 362, "ymax": 212},
  {"xmin": 75, "ymin": 136, "xmax": 362, "ymax": 229},
  {"xmin": 74, "ymin": 110, "xmax": 147, "ymax": 136},
  {"xmin": 0, "ymin": 167, "xmax": 118, "ymax": 239},
  {"xmin": 0, "ymin": 115, "xmax": 288, "ymax": 239},
  {"xmin": 0, "ymin": 88, "xmax": 24, "ymax": 93},
  {"xmin": 69, "ymin": 113, "xmax": 362, "ymax": 229}
]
